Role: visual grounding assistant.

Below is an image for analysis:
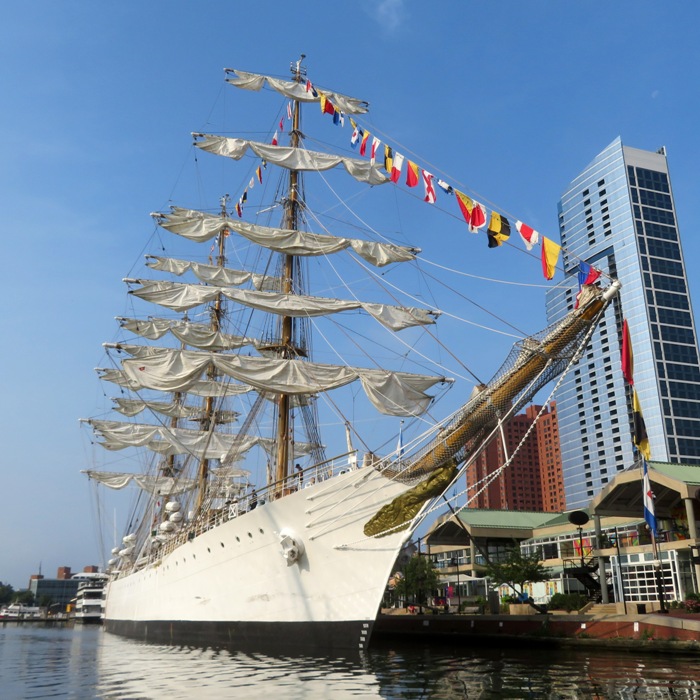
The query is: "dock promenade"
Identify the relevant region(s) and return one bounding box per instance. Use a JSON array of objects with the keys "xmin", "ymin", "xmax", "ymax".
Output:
[{"xmin": 373, "ymin": 607, "xmax": 700, "ymax": 652}]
